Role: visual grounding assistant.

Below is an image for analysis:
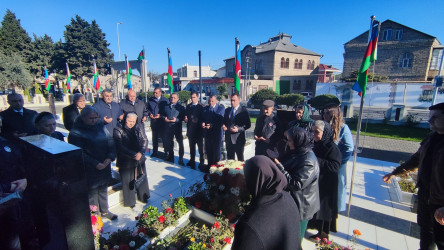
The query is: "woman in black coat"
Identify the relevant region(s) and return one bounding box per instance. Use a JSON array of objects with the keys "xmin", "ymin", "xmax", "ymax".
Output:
[
  {"xmin": 309, "ymin": 120, "xmax": 341, "ymax": 239},
  {"xmin": 34, "ymin": 112, "xmax": 65, "ymax": 141},
  {"xmin": 68, "ymin": 106, "xmax": 117, "ymax": 220},
  {"xmin": 232, "ymin": 155, "xmax": 301, "ymax": 250},
  {"xmin": 268, "ymin": 126, "xmax": 320, "ymax": 244},
  {"xmin": 113, "ymin": 112, "xmax": 149, "ymax": 207}
]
